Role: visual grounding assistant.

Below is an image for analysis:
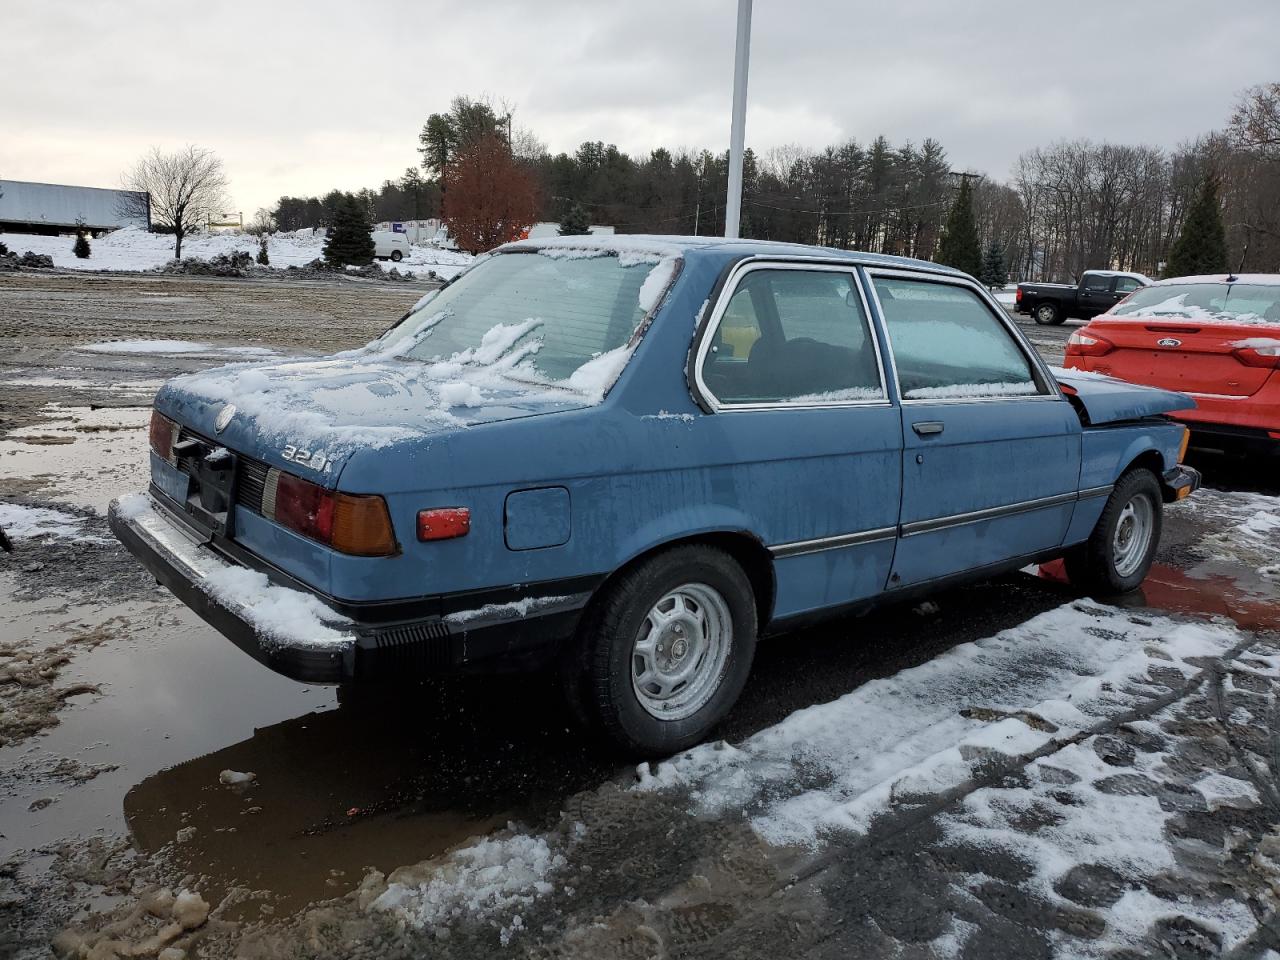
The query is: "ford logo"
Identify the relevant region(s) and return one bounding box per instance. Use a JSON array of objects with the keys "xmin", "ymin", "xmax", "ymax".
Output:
[
  {"xmin": 1156, "ymin": 338, "xmax": 1182, "ymax": 348},
  {"xmin": 214, "ymin": 404, "xmax": 237, "ymax": 433}
]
